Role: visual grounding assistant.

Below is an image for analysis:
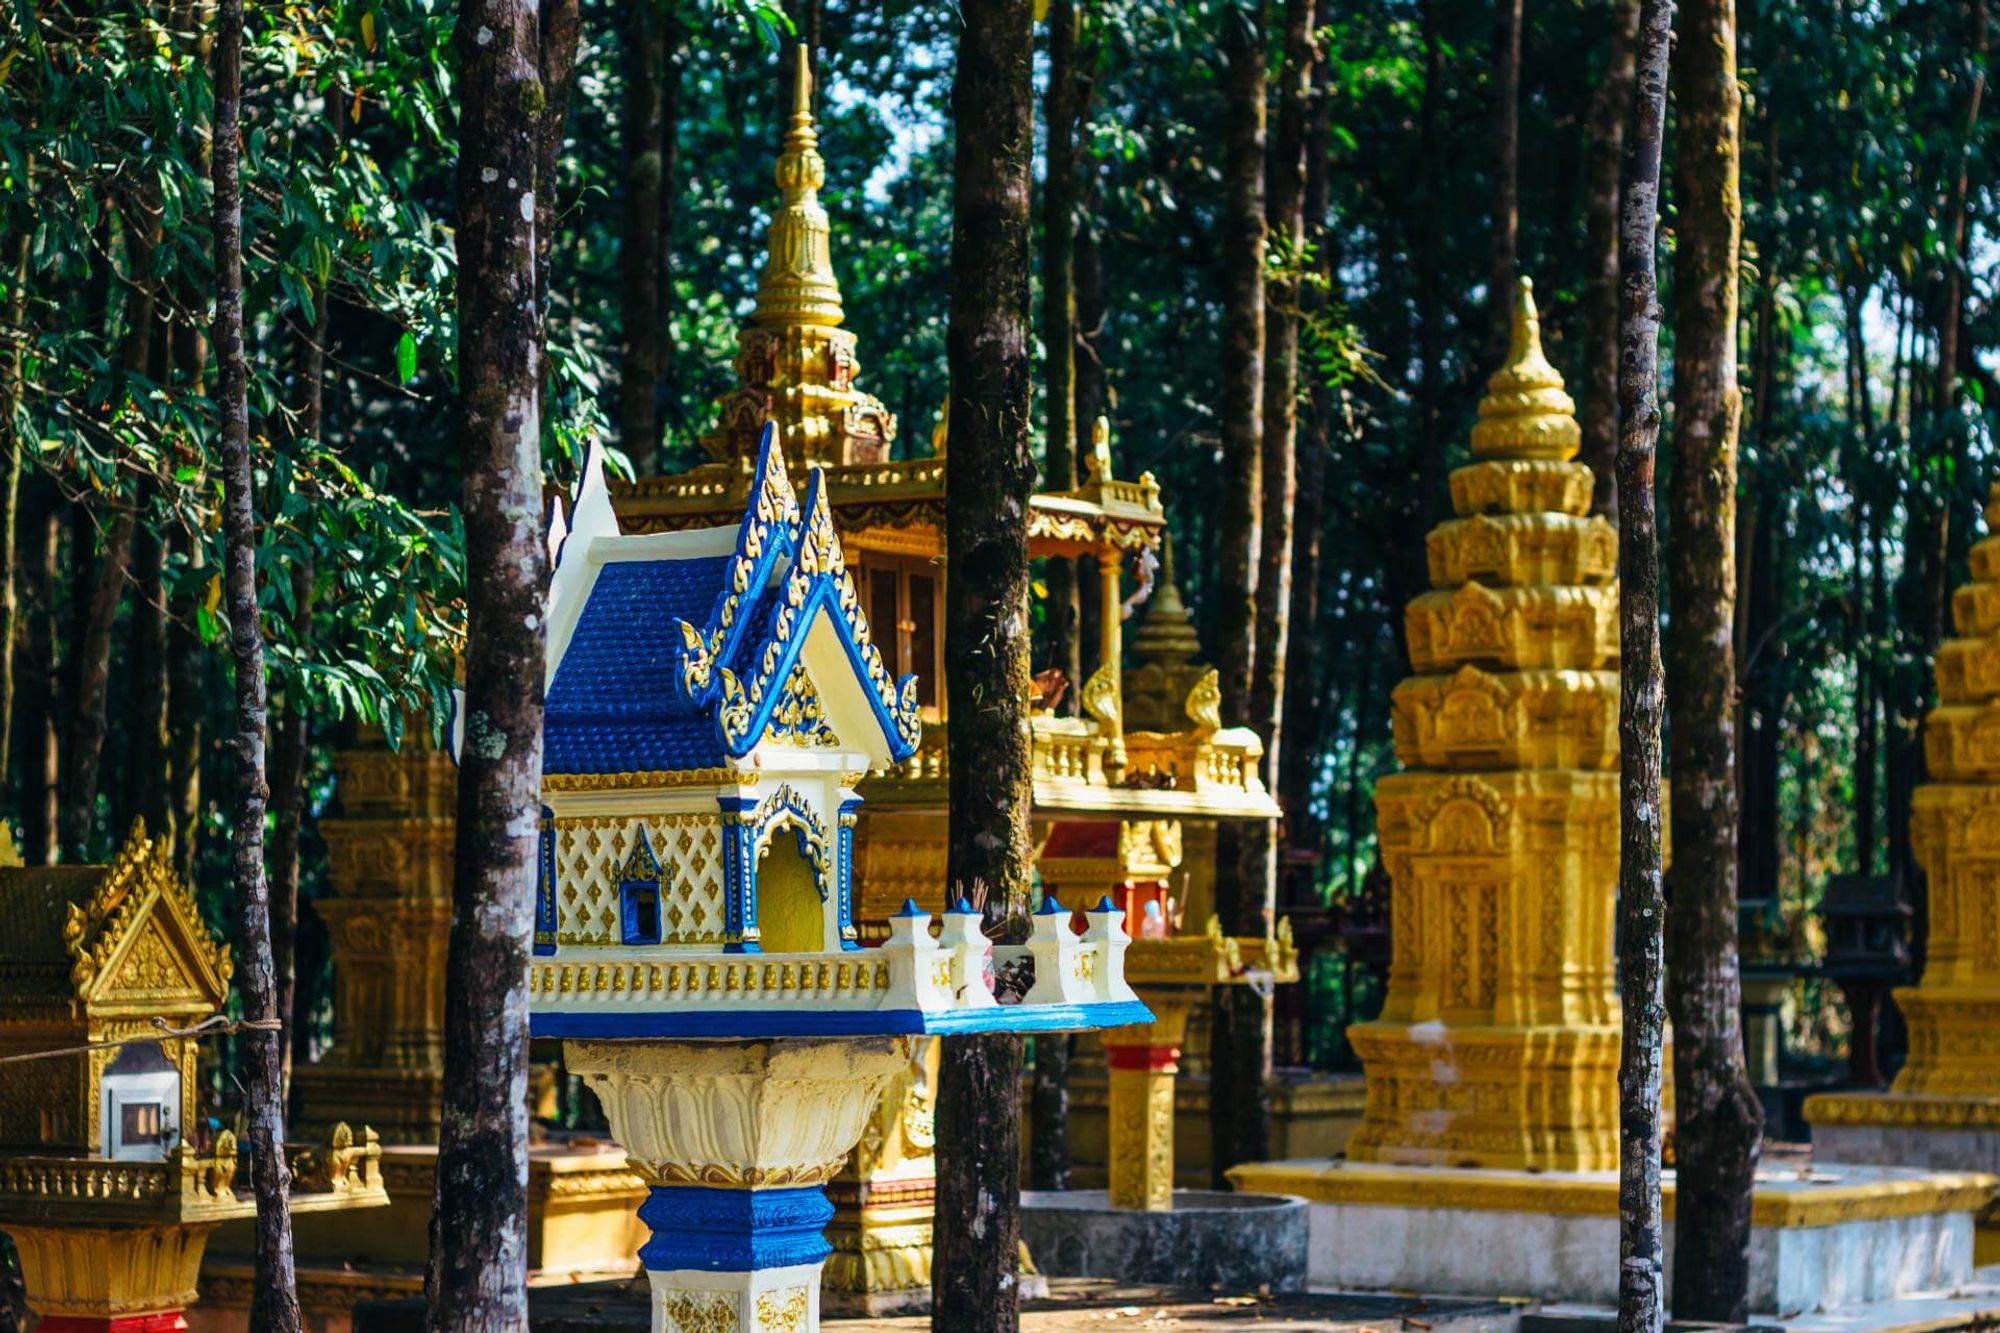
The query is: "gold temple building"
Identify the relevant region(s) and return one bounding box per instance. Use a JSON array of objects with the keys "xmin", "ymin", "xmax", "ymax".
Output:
[{"xmin": 607, "ymin": 51, "xmax": 1290, "ymax": 1303}]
